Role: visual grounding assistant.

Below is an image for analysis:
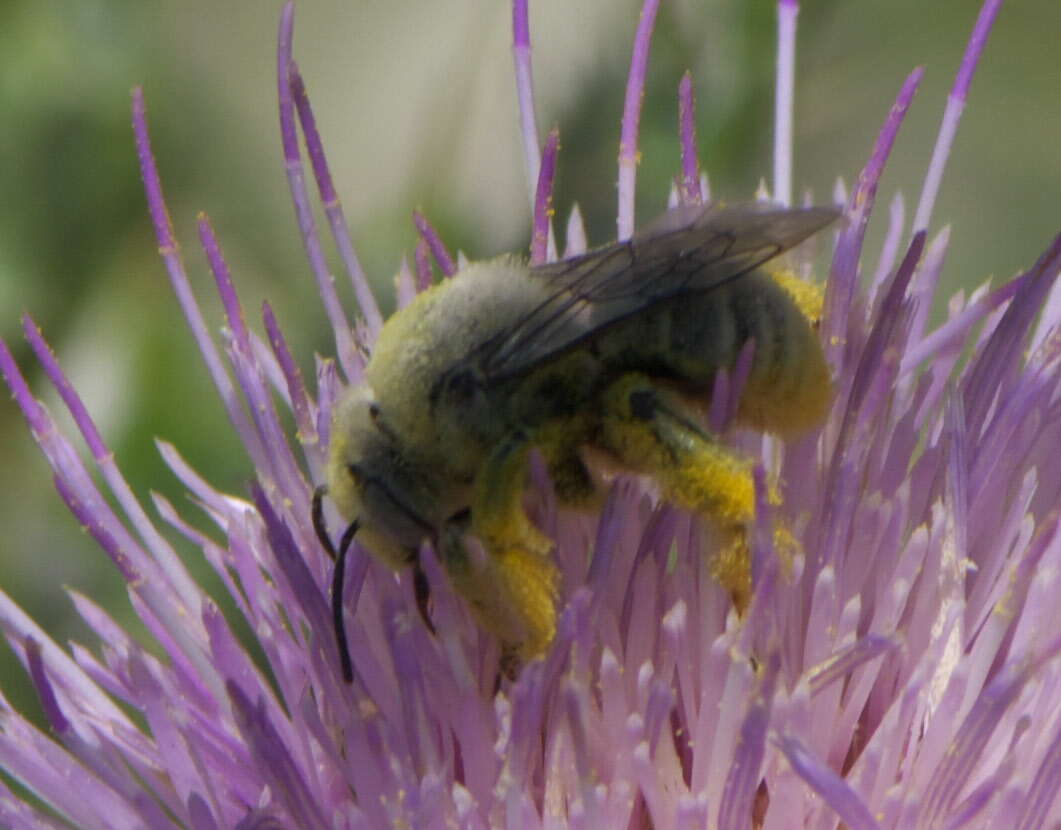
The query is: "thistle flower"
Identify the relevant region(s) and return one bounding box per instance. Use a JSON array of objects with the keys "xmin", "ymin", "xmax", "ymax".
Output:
[{"xmin": 3, "ymin": 1, "xmax": 1061, "ymax": 827}]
